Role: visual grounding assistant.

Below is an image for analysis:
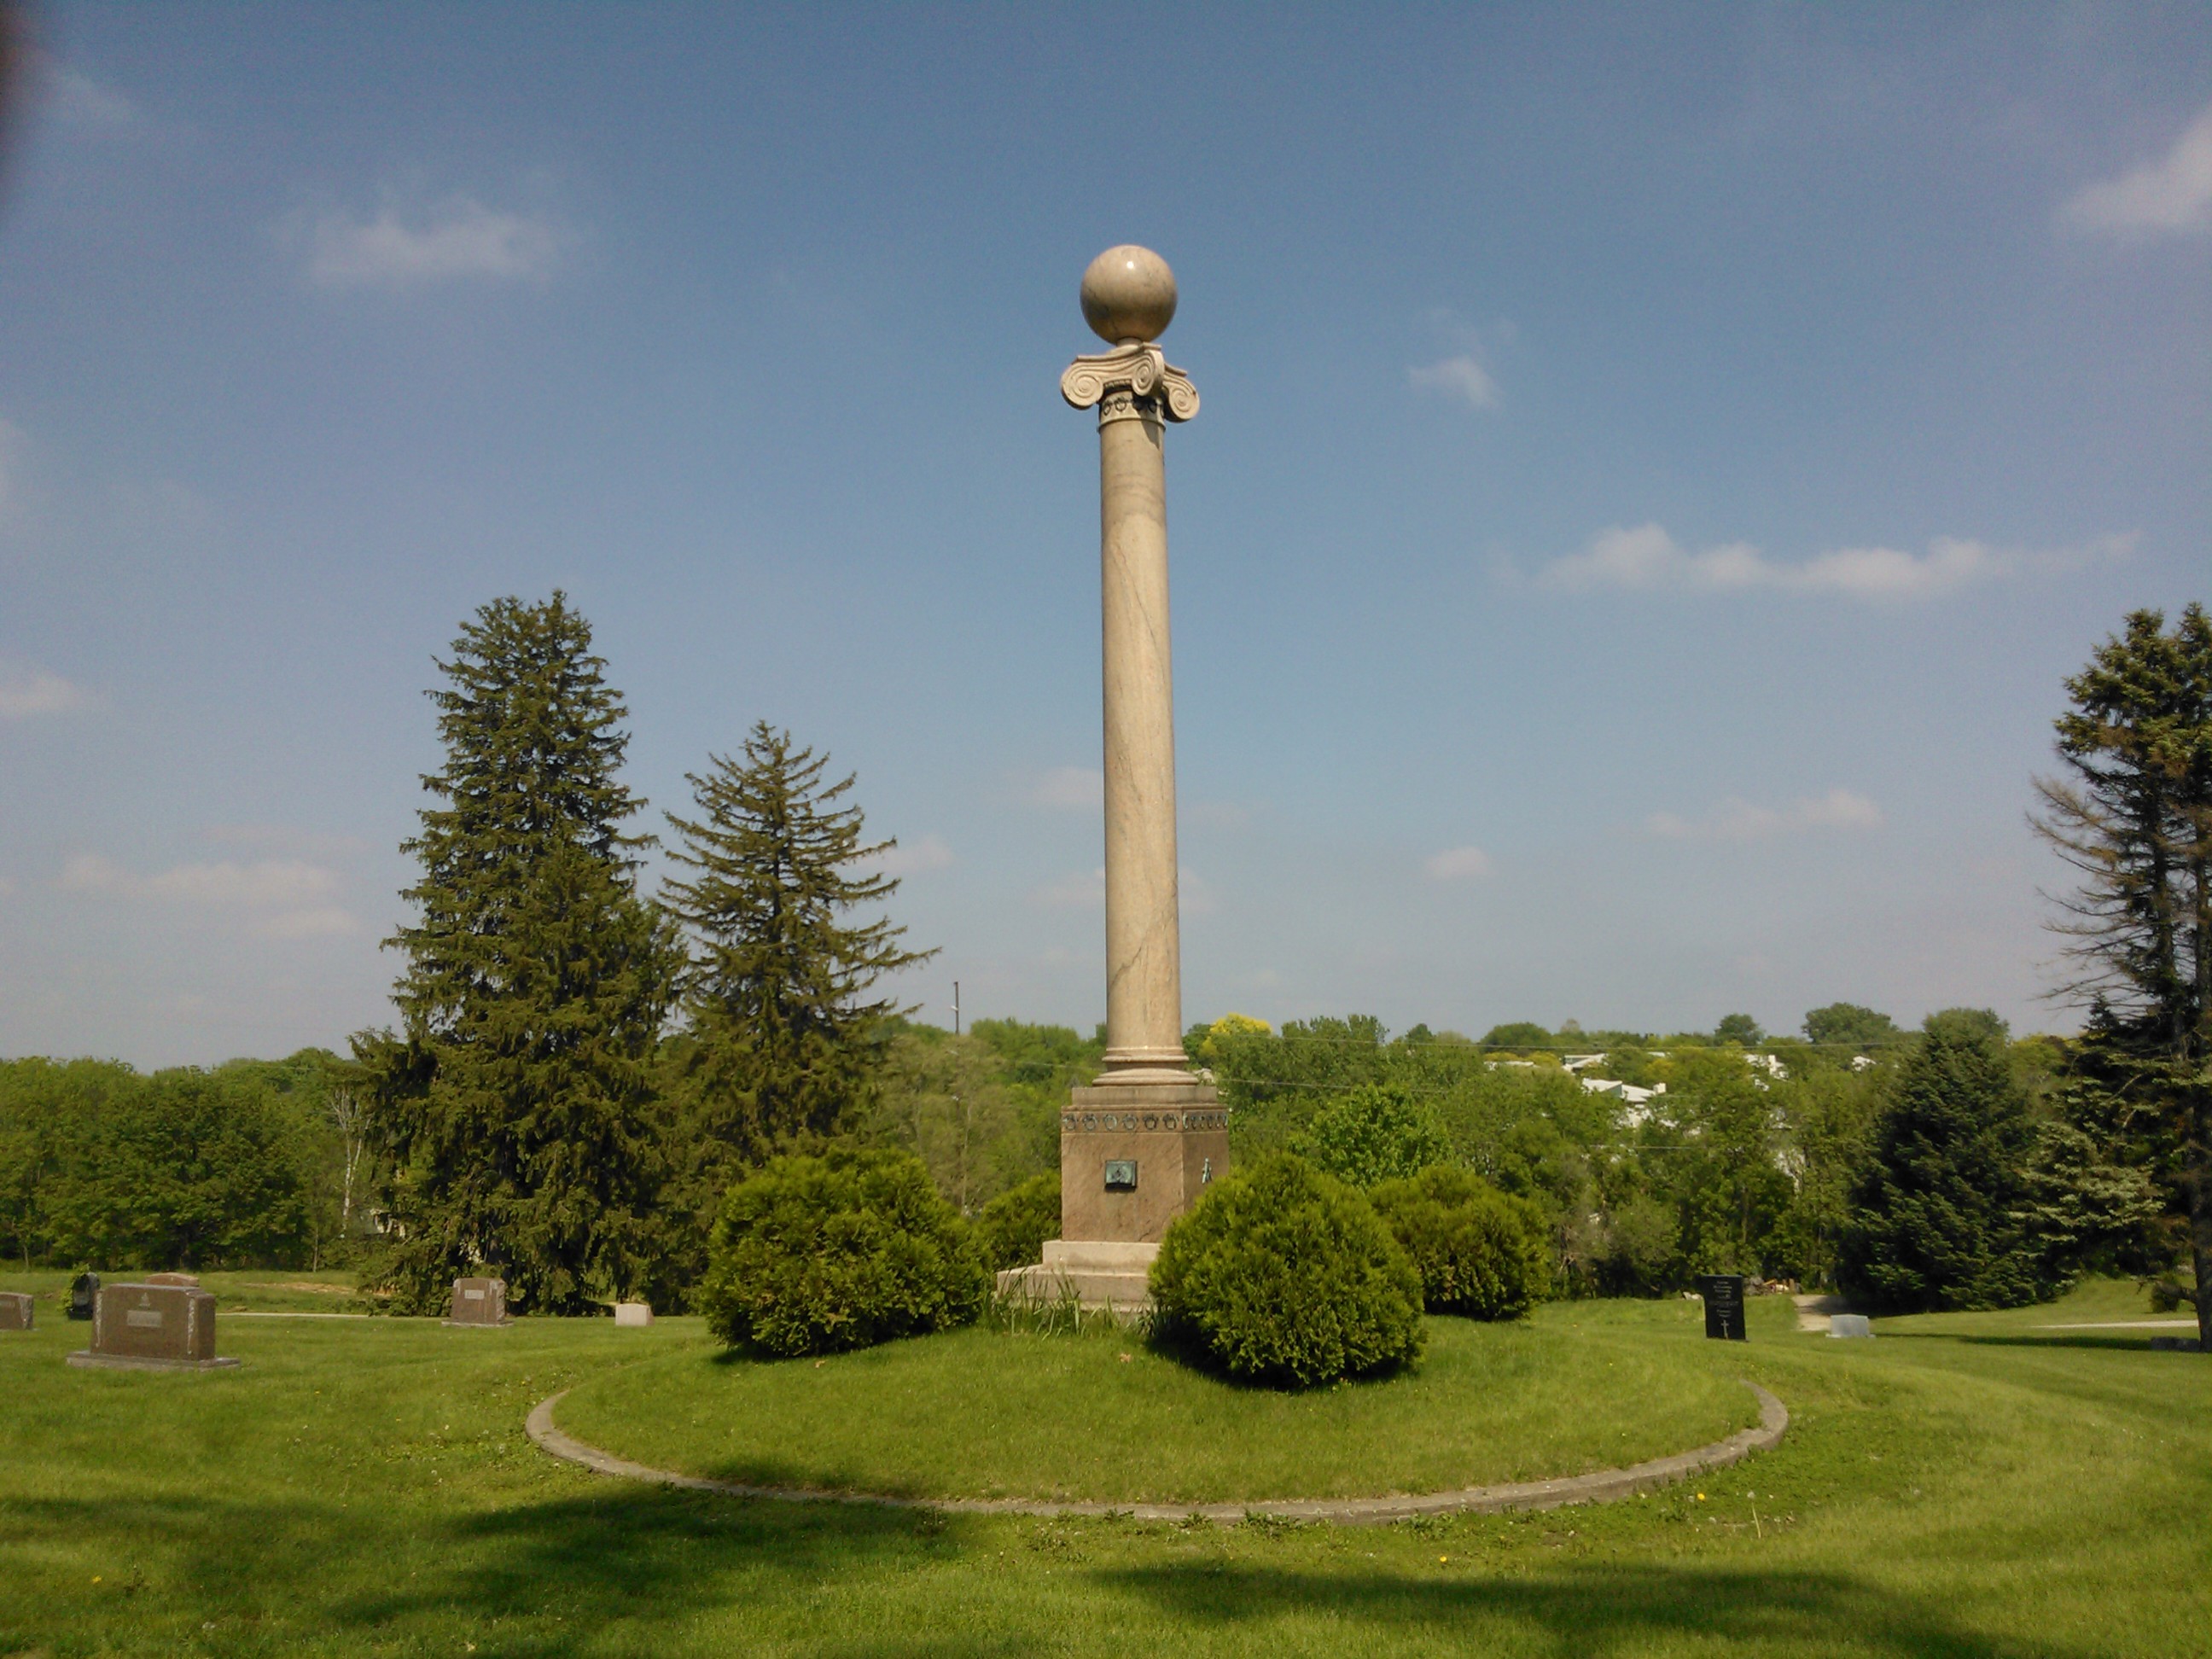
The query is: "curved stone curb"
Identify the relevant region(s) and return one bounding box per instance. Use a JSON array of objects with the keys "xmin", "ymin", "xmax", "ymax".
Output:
[{"xmin": 527, "ymin": 1379, "xmax": 1786, "ymax": 1528}]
